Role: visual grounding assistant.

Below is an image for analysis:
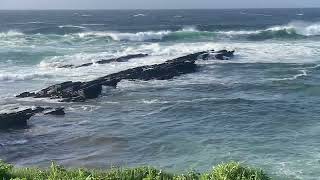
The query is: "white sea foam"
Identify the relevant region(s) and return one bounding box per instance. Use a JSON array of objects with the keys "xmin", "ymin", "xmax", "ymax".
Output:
[
  {"xmin": 133, "ymin": 14, "xmax": 146, "ymax": 17},
  {"xmin": 269, "ymin": 21, "xmax": 320, "ymax": 36},
  {"xmin": 75, "ymin": 27, "xmax": 201, "ymax": 41},
  {"xmin": 77, "ymin": 30, "xmax": 171, "ymax": 41},
  {"xmin": 217, "ymin": 21, "xmax": 320, "ymax": 37},
  {"xmin": 1, "ymin": 21, "xmax": 320, "ymax": 46},
  {"xmin": 270, "ymin": 70, "xmax": 308, "ymax": 81},
  {"xmin": 216, "ymin": 30, "xmax": 260, "ymax": 36},
  {"xmin": 67, "ymin": 105, "xmax": 101, "ymax": 112},
  {"xmin": 141, "ymin": 99, "xmax": 170, "ymax": 104},
  {"xmin": 0, "ymin": 73, "xmax": 52, "ymax": 81},
  {"xmin": 0, "ymin": 31, "xmax": 24, "ymax": 38},
  {"xmin": 58, "ymin": 25, "xmax": 86, "ymax": 29}
]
